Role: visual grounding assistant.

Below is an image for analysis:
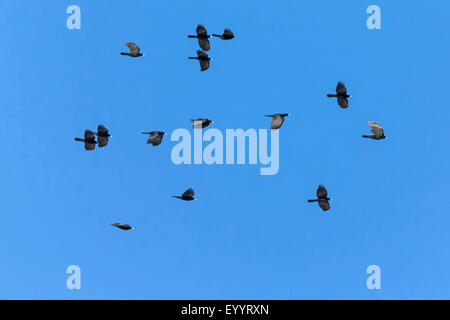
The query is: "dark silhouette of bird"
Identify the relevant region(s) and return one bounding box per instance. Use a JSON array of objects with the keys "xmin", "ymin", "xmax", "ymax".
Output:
[
  {"xmin": 111, "ymin": 223, "xmax": 134, "ymax": 231},
  {"xmin": 172, "ymin": 188, "xmax": 197, "ymax": 201},
  {"xmin": 188, "ymin": 50, "xmax": 211, "ymax": 71},
  {"xmin": 308, "ymin": 185, "xmax": 332, "ymax": 211},
  {"xmin": 212, "ymin": 29, "xmax": 235, "ymax": 40},
  {"xmin": 191, "ymin": 118, "xmax": 213, "ymax": 129},
  {"xmin": 188, "ymin": 25, "xmax": 211, "ymax": 51},
  {"xmin": 74, "ymin": 130, "xmax": 97, "ymax": 151},
  {"xmin": 265, "ymin": 114, "xmax": 291, "ymax": 130},
  {"xmin": 120, "ymin": 42, "xmax": 144, "ymax": 57},
  {"xmin": 363, "ymin": 121, "xmax": 387, "ymax": 140},
  {"xmin": 327, "ymin": 82, "xmax": 351, "ymax": 109},
  {"xmin": 142, "ymin": 131, "xmax": 166, "ymax": 146},
  {"xmin": 94, "ymin": 125, "xmax": 111, "ymax": 148}
]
